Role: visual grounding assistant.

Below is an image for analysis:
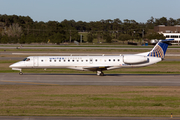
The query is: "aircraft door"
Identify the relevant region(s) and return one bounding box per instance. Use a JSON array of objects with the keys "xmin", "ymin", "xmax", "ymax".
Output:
[
  {"xmin": 33, "ymin": 57, "xmax": 39, "ymax": 67},
  {"xmin": 89, "ymin": 58, "xmax": 93, "ymax": 64}
]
